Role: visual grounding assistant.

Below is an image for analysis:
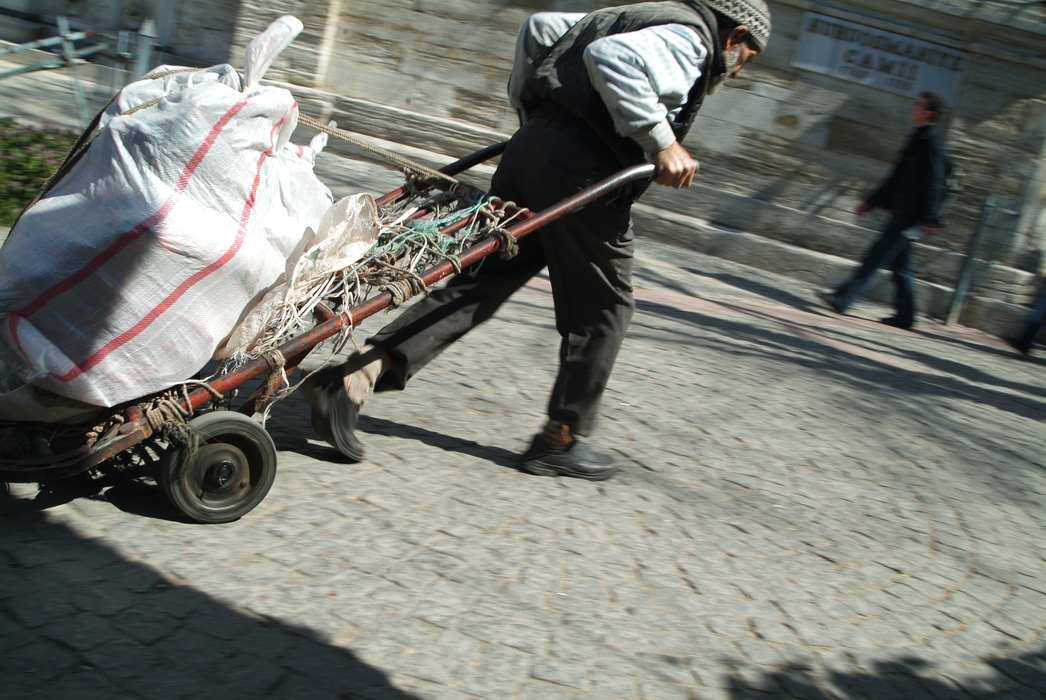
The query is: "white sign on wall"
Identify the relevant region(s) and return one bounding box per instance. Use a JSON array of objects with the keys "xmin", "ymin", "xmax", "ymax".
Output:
[{"xmin": 792, "ymin": 12, "xmax": 967, "ymax": 104}]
